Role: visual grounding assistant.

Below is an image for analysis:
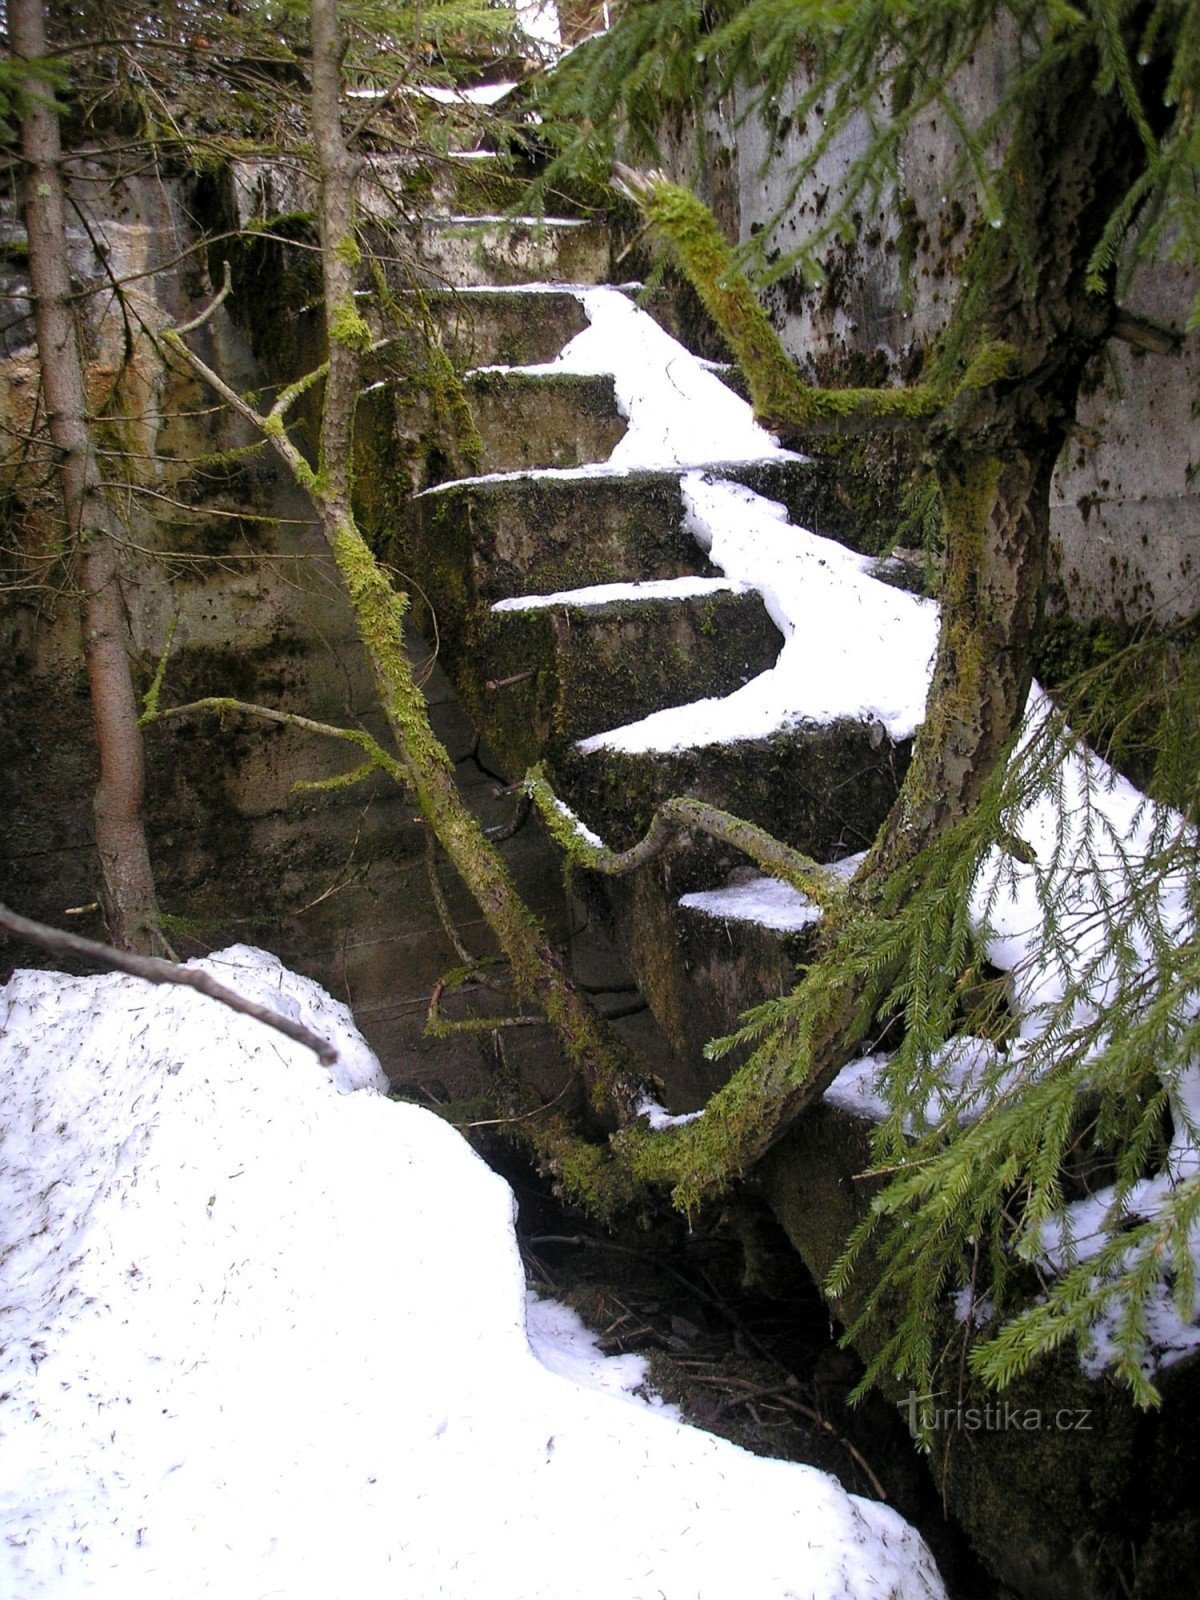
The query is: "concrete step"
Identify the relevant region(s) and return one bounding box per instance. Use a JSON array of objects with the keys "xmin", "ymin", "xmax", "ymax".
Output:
[
  {"xmin": 558, "ymin": 728, "xmax": 893, "ymax": 1086},
  {"xmin": 424, "ymin": 287, "xmax": 591, "ymax": 367},
  {"xmin": 462, "ymin": 369, "xmax": 626, "ymax": 473},
  {"xmin": 408, "ymin": 456, "xmax": 851, "ymax": 641},
  {"xmin": 554, "ymin": 717, "xmax": 910, "ymax": 864},
  {"xmin": 464, "ymin": 583, "xmax": 784, "ymax": 774},
  {"xmin": 354, "ymin": 369, "xmax": 626, "ymax": 513},
  {"xmin": 411, "ymin": 216, "xmax": 612, "ymax": 287},
  {"xmin": 407, "ymin": 468, "xmax": 716, "ymax": 651}
]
